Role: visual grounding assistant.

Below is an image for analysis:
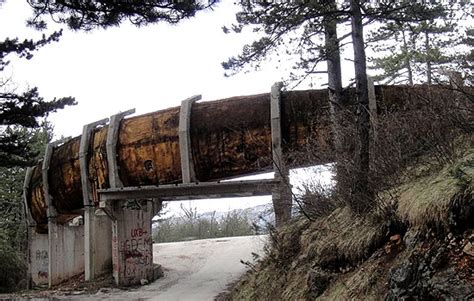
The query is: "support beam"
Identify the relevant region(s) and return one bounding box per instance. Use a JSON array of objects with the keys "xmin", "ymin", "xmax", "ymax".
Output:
[
  {"xmin": 271, "ymin": 82, "xmax": 284, "ymax": 175},
  {"xmin": 80, "ymin": 118, "xmax": 109, "ymax": 207},
  {"xmin": 367, "ymin": 76, "xmax": 378, "ymax": 140},
  {"xmin": 106, "ymin": 109, "xmax": 135, "ymax": 189},
  {"xmin": 179, "ymin": 95, "xmax": 201, "ymax": 183},
  {"xmin": 43, "ymin": 139, "xmax": 70, "ymax": 221},
  {"xmin": 80, "ymin": 118, "xmax": 110, "ymax": 282},
  {"xmin": 270, "ymin": 82, "xmax": 292, "ymax": 227},
  {"xmin": 99, "ymin": 179, "xmax": 278, "ymax": 201},
  {"xmin": 23, "ymin": 167, "xmax": 35, "ymax": 226}
]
